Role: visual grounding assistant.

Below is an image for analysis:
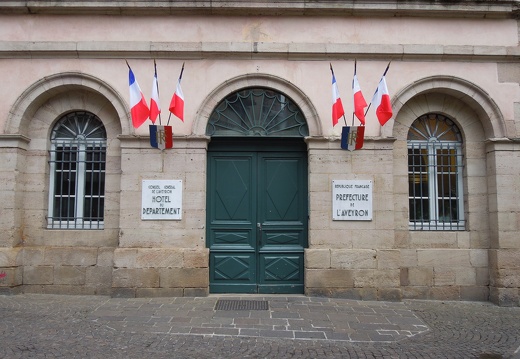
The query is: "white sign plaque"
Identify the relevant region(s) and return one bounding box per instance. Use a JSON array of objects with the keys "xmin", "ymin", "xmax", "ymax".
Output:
[
  {"xmin": 332, "ymin": 180, "xmax": 373, "ymax": 221},
  {"xmin": 141, "ymin": 180, "xmax": 182, "ymax": 220}
]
